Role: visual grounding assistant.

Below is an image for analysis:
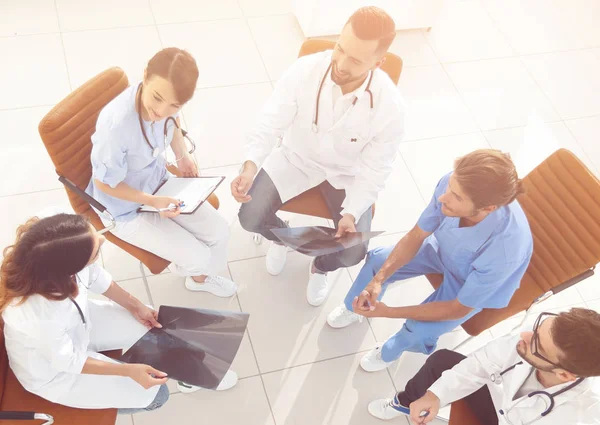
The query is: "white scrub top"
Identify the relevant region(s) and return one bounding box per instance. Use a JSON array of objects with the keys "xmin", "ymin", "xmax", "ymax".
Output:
[
  {"xmin": 429, "ymin": 333, "xmax": 600, "ymax": 425},
  {"xmin": 244, "ymin": 50, "xmax": 406, "ymax": 221},
  {"xmin": 85, "ymin": 83, "xmax": 178, "ymax": 221},
  {"xmin": 1, "ymin": 263, "xmax": 156, "ymax": 408}
]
